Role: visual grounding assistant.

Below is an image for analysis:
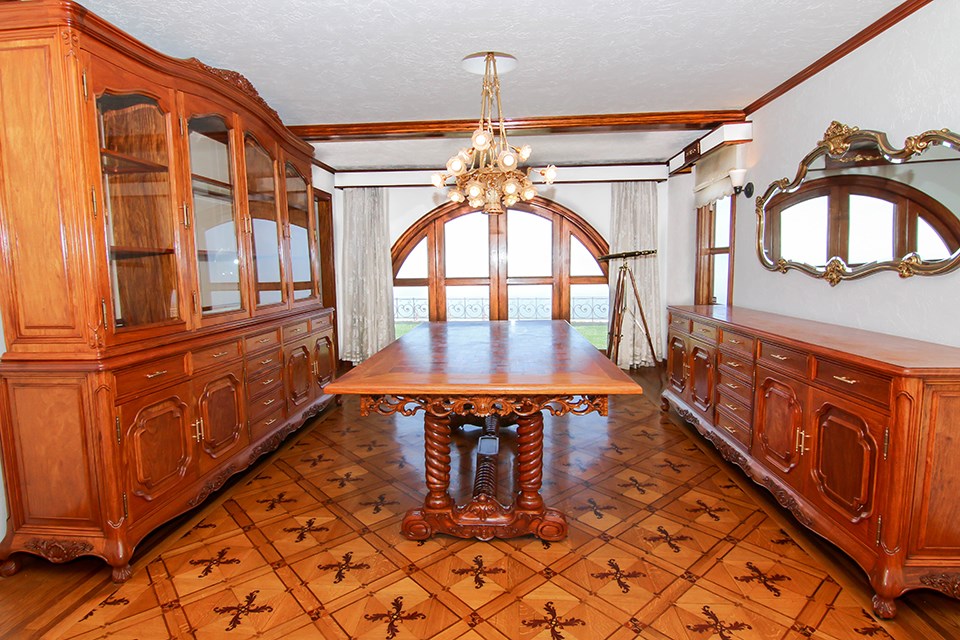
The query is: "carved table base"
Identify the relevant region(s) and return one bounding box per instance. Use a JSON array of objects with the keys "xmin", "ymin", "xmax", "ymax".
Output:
[{"xmin": 361, "ymin": 393, "xmax": 607, "ymax": 541}]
